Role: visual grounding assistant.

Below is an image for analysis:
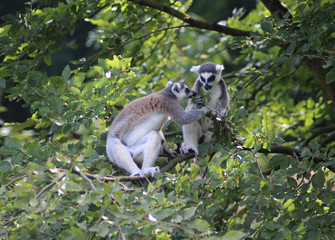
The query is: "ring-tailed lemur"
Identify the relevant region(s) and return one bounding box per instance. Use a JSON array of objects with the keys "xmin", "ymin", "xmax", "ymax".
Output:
[
  {"xmin": 106, "ymin": 82, "xmax": 210, "ymax": 177},
  {"xmin": 181, "ymin": 62, "xmax": 230, "ymax": 155}
]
